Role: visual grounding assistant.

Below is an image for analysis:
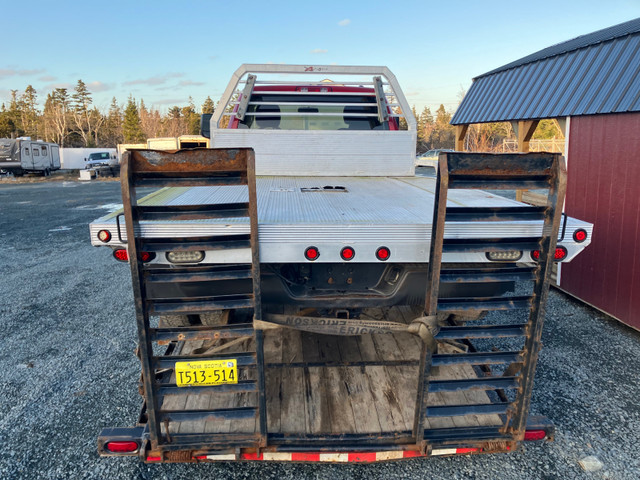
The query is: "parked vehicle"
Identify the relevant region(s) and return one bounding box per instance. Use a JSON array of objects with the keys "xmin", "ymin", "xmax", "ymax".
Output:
[
  {"xmin": 91, "ymin": 65, "xmax": 592, "ymax": 464},
  {"xmin": 0, "ymin": 138, "xmax": 60, "ymax": 176},
  {"xmin": 85, "ymin": 151, "xmax": 117, "ymax": 169}
]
